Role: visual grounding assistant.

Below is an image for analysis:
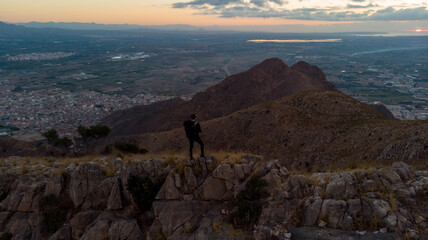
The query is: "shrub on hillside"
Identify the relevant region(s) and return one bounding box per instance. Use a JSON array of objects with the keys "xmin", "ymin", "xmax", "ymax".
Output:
[
  {"xmin": 77, "ymin": 124, "xmax": 111, "ymax": 141},
  {"xmin": 54, "ymin": 137, "xmax": 72, "ymax": 149},
  {"xmin": 42, "ymin": 129, "xmax": 59, "ymax": 143},
  {"xmin": 42, "ymin": 129, "xmax": 72, "ymax": 149},
  {"xmin": 127, "ymin": 175, "xmax": 163, "ymax": 212},
  {"xmin": 115, "ymin": 143, "xmax": 148, "ymax": 154},
  {"xmin": 228, "ymin": 175, "xmax": 268, "ymax": 229}
]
